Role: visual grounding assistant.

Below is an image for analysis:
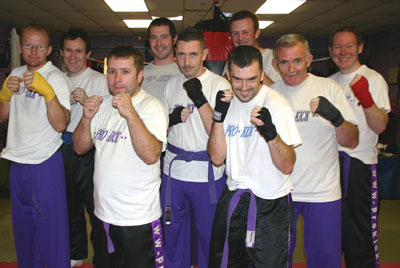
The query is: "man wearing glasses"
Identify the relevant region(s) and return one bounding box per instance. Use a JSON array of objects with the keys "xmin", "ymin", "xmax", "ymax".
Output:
[{"xmin": 0, "ymin": 24, "xmax": 71, "ymax": 267}]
